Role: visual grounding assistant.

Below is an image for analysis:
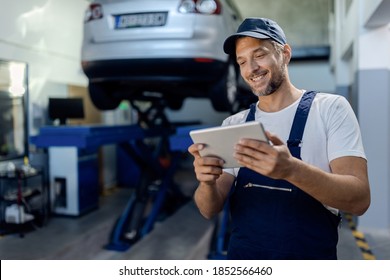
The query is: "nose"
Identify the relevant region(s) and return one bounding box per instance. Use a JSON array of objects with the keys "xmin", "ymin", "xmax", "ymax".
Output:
[{"xmin": 248, "ymin": 58, "xmax": 260, "ymax": 74}]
